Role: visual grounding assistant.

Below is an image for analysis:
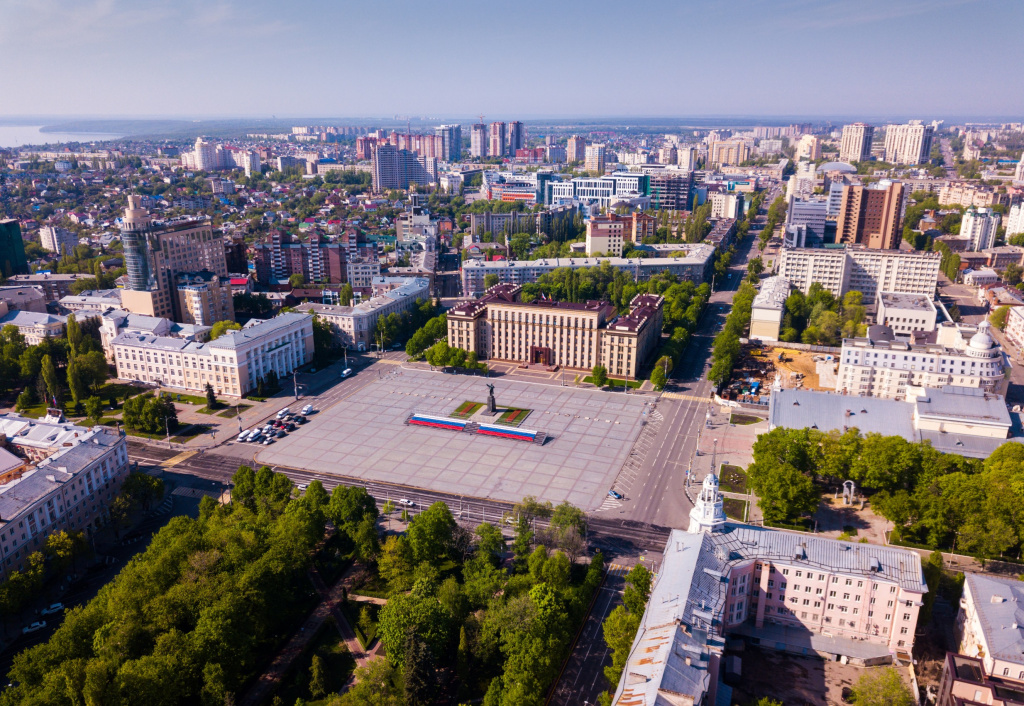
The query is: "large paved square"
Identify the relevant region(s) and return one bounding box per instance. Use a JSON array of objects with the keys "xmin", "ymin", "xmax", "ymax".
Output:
[{"xmin": 256, "ymin": 369, "xmax": 652, "ymax": 510}]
